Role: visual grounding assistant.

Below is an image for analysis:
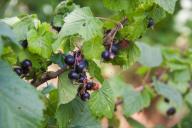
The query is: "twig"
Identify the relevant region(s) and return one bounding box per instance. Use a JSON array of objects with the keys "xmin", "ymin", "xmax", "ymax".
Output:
[
  {"xmin": 142, "ymin": 69, "xmax": 151, "ymax": 85},
  {"xmin": 31, "ymin": 67, "xmax": 68, "ymax": 87},
  {"xmin": 104, "ymin": 17, "xmax": 128, "ymax": 46}
]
